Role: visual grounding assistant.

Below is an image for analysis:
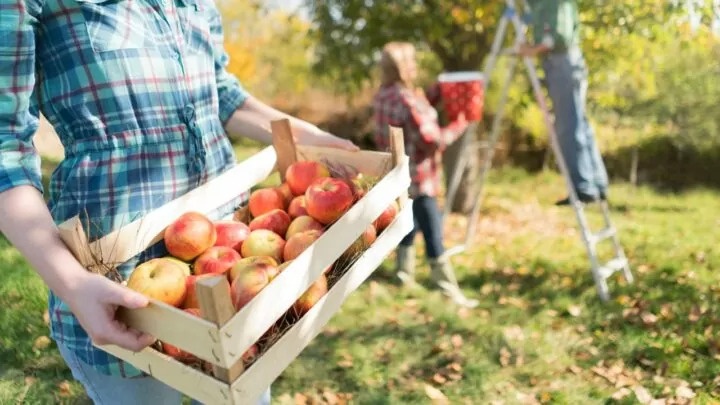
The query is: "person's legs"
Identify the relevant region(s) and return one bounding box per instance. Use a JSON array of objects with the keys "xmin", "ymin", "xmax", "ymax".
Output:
[
  {"xmin": 542, "ymin": 51, "xmax": 603, "ymax": 201},
  {"xmin": 413, "ymin": 196, "xmax": 478, "ymax": 308},
  {"xmin": 58, "ymin": 343, "xmax": 272, "ymax": 405},
  {"xmin": 396, "ymin": 200, "xmax": 418, "ymax": 284}
]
